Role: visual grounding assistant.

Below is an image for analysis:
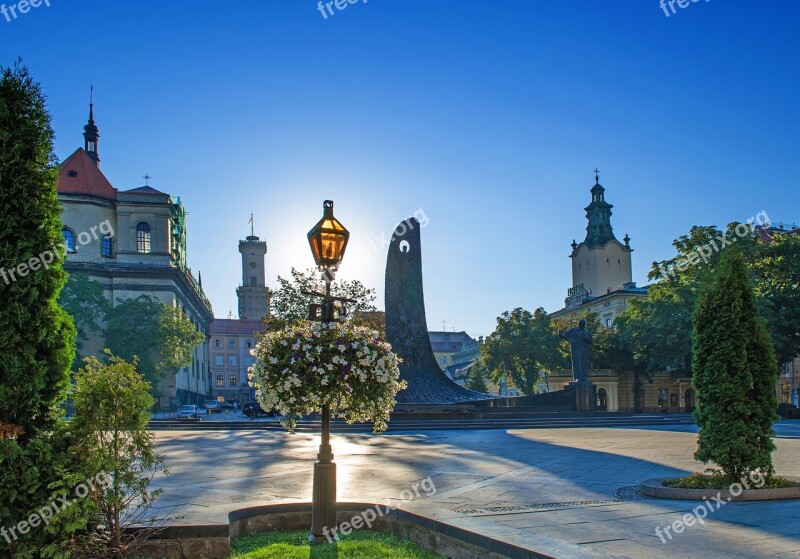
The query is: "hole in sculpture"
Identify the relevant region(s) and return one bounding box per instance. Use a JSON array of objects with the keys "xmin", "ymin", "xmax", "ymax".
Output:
[{"xmin": 399, "ymin": 240, "xmax": 410, "ymax": 253}]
